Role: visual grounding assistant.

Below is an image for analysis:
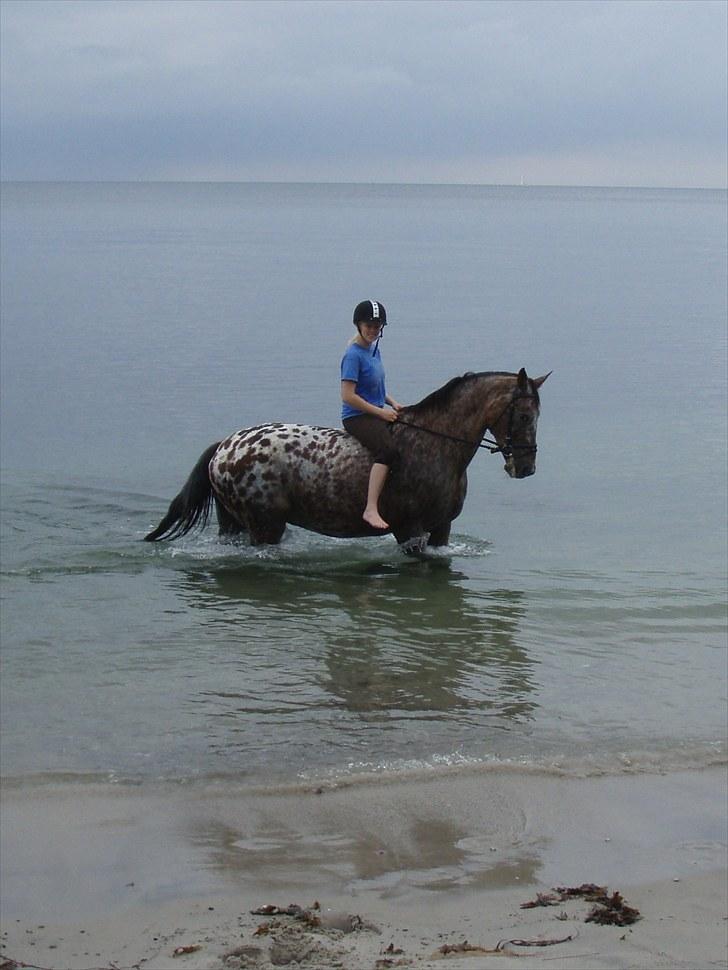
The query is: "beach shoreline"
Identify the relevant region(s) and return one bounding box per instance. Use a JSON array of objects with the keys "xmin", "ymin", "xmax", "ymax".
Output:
[{"xmin": 1, "ymin": 765, "xmax": 726, "ymax": 969}]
